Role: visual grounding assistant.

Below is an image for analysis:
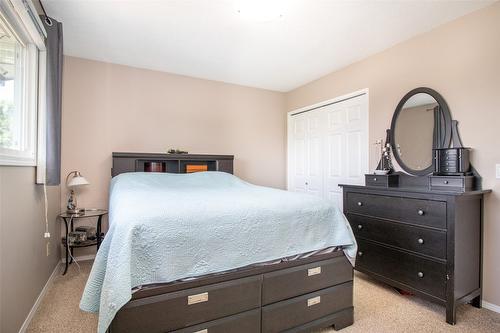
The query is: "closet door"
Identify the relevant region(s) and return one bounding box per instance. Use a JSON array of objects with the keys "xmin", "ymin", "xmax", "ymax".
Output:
[
  {"xmin": 288, "ymin": 110, "xmax": 325, "ymax": 197},
  {"xmin": 324, "ymin": 94, "xmax": 368, "ymax": 208},
  {"xmin": 304, "ymin": 109, "xmax": 324, "ymax": 197},
  {"xmin": 289, "ymin": 112, "xmax": 308, "ymax": 193}
]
